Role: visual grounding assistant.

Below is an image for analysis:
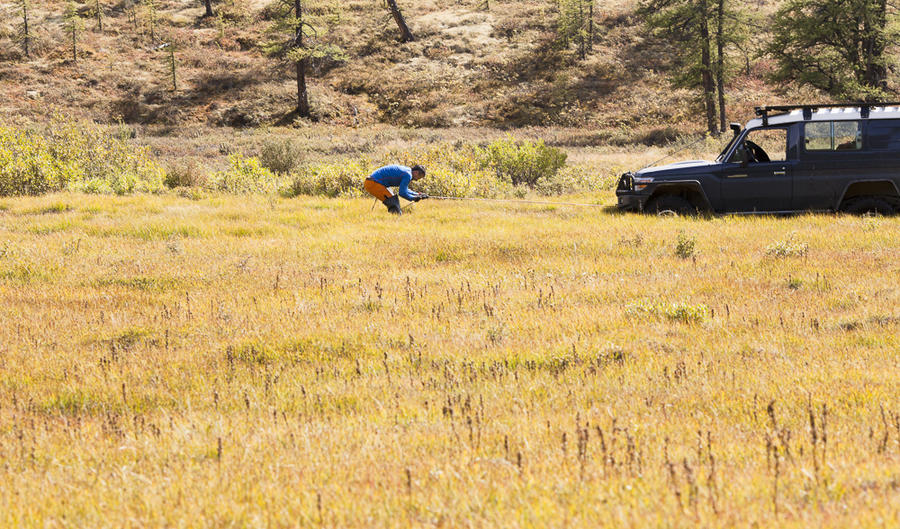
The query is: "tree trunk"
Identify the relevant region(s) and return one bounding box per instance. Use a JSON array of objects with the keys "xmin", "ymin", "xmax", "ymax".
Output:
[
  {"xmin": 578, "ymin": 0, "xmax": 585, "ymax": 60},
  {"xmin": 699, "ymin": 0, "xmax": 717, "ymax": 134},
  {"xmin": 587, "ymin": 0, "xmax": 593, "ymax": 53},
  {"xmin": 862, "ymin": 0, "xmax": 887, "ymax": 91},
  {"xmin": 95, "ymin": 0, "xmax": 103, "ymax": 31},
  {"xmin": 22, "ymin": 1, "xmax": 29, "ymax": 58},
  {"xmin": 203, "ymin": 0, "xmax": 213, "ymax": 18},
  {"xmin": 169, "ymin": 46, "xmax": 177, "ymax": 92},
  {"xmin": 295, "ymin": 0, "xmax": 309, "ymax": 117},
  {"xmin": 716, "ymin": 0, "xmax": 726, "ymax": 132},
  {"xmin": 386, "ymin": 0, "xmax": 414, "ymax": 42}
]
